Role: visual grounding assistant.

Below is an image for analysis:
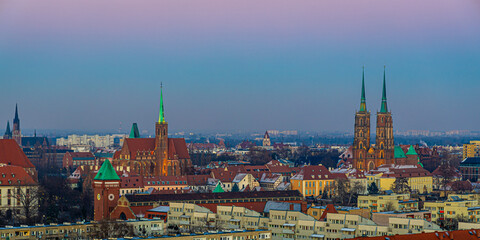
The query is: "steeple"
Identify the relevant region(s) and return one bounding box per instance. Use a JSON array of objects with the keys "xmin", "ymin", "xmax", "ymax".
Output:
[
  {"xmin": 380, "ymin": 66, "xmax": 388, "ymax": 113},
  {"xmin": 5, "ymin": 121, "xmax": 11, "ymax": 136},
  {"xmin": 129, "ymin": 123, "xmax": 140, "ymax": 138},
  {"xmin": 360, "ymin": 66, "xmax": 367, "ymax": 112},
  {"xmin": 14, "ymin": 103, "xmax": 19, "ymax": 121},
  {"xmin": 158, "ymin": 83, "xmax": 165, "ymax": 123}
]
